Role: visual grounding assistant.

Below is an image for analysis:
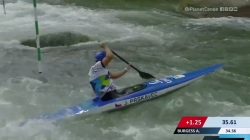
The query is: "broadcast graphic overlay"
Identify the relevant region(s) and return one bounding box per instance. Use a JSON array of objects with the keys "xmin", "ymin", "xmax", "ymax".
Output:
[
  {"xmin": 173, "ymin": 116, "xmax": 250, "ymax": 140},
  {"xmin": 184, "ymin": 6, "xmax": 238, "ymax": 12}
]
